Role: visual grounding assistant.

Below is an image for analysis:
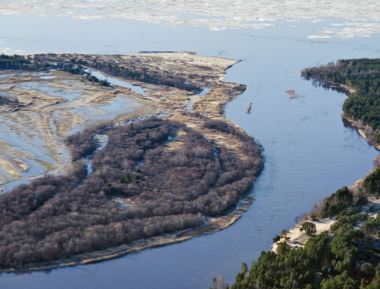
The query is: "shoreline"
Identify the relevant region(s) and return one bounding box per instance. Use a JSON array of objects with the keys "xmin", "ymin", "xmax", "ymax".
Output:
[
  {"xmin": 273, "ymin": 68, "xmax": 380, "ymax": 252},
  {"xmin": 2, "ymin": 197, "xmax": 254, "ymax": 273},
  {"xmin": 342, "ymin": 114, "xmax": 380, "ymax": 151}
]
